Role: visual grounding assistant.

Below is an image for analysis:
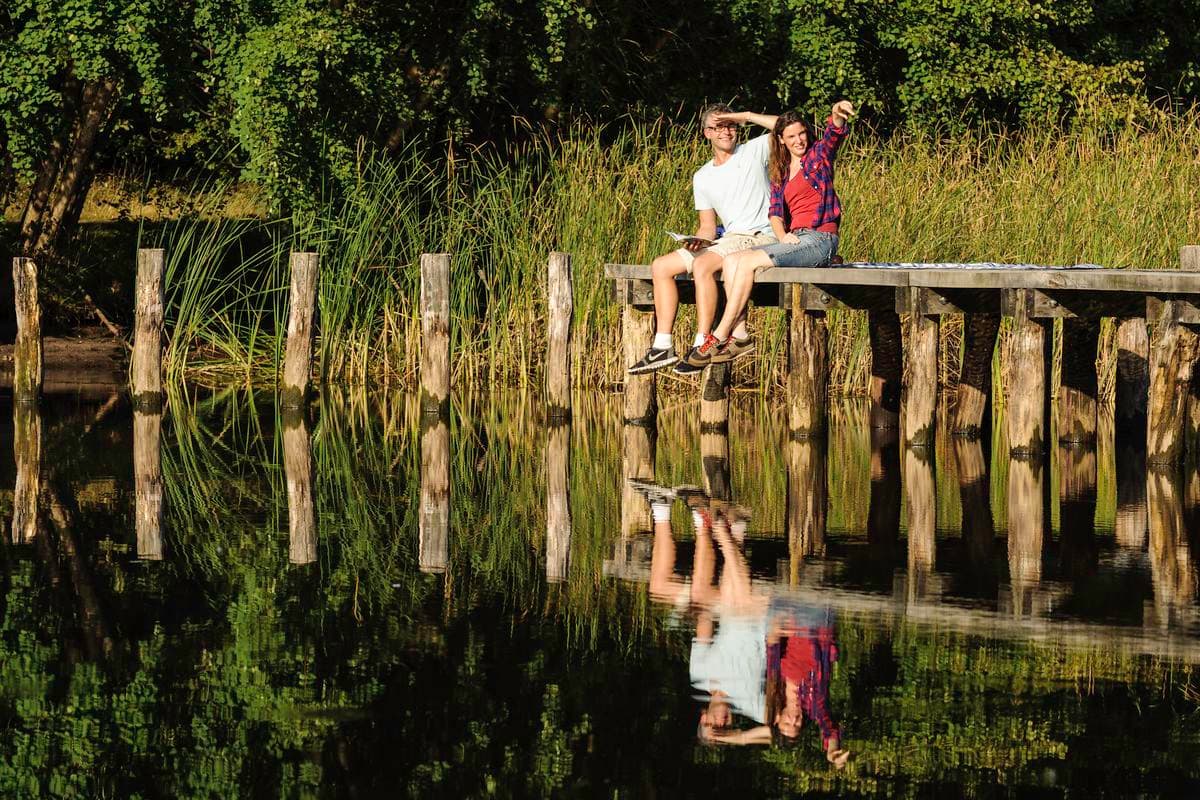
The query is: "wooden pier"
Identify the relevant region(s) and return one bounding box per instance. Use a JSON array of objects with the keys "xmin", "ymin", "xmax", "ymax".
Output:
[{"xmin": 608, "ymin": 248, "xmax": 1200, "ymax": 466}]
